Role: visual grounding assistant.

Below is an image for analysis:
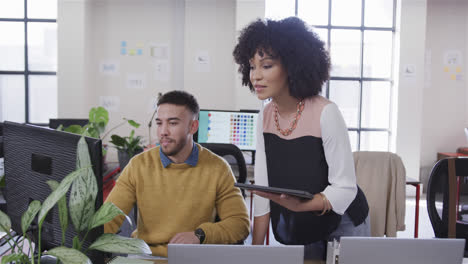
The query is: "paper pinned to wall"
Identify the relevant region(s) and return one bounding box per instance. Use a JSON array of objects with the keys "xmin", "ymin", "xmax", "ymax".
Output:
[
  {"xmin": 150, "ymin": 43, "xmax": 169, "ymax": 60},
  {"xmin": 99, "ymin": 60, "xmax": 120, "ymax": 75},
  {"xmin": 195, "ymin": 50, "xmax": 211, "ymax": 72},
  {"xmin": 443, "ymin": 50, "xmax": 462, "ymax": 66},
  {"xmin": 154, "ymin": 60, "xmax": 170, "ymax": 82},
  {"xmin": 99, "ymin": 96, "xmax": 120, "ymax": 112},
  {"xmin": 150, "ymin": 43, "xmax": 170, "ymax": 82},
  {"xmin": 126, "ymin": 73, "xmax": 146, "ymax": 90}
]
